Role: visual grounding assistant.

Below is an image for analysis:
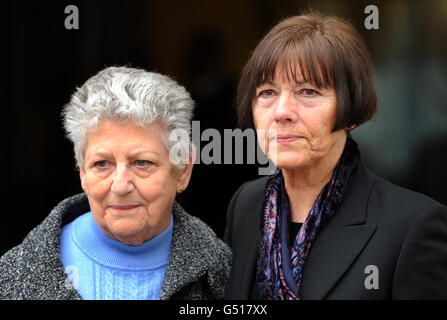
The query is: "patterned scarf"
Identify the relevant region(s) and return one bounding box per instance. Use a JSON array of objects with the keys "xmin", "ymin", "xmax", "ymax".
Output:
[{"xmin": 256, "ymin": 137, "xmax": 360, "ymax": 299}]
